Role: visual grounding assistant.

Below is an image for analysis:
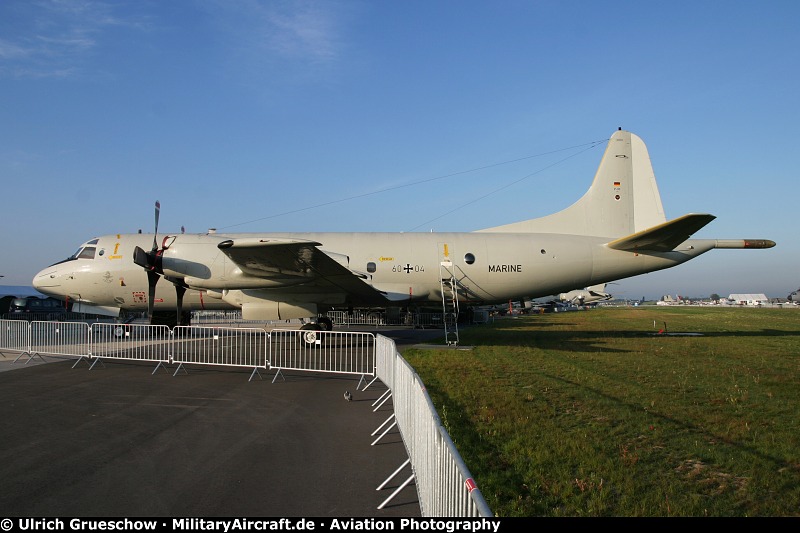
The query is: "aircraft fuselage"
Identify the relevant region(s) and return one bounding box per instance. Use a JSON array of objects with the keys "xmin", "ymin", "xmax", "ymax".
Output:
[{"xmin": 33, "ymin": 230, "xmax": 715, "ymax": 317}]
